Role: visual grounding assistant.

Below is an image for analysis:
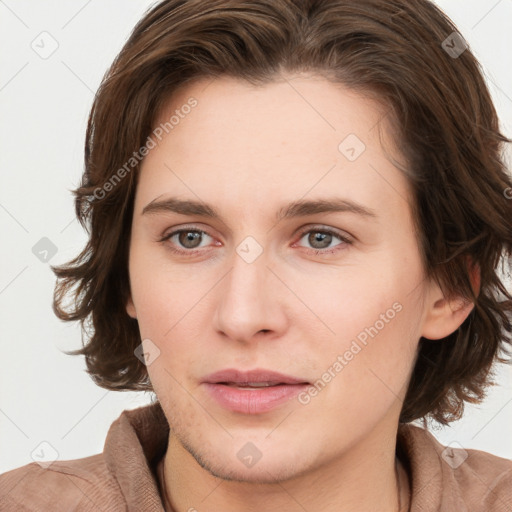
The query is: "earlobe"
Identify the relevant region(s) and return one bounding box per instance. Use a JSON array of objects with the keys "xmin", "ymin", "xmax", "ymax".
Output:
[
  {"xmin": 421, "ymin": 259, "xmax": 480, "ymax": 340},
  {"xmin": 467, "ymin": 256, "xmax": 481, "ymax": 296},
  {"xmin": 126, "ymin": 296, "xmax": 137, "ymax": 319}
]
